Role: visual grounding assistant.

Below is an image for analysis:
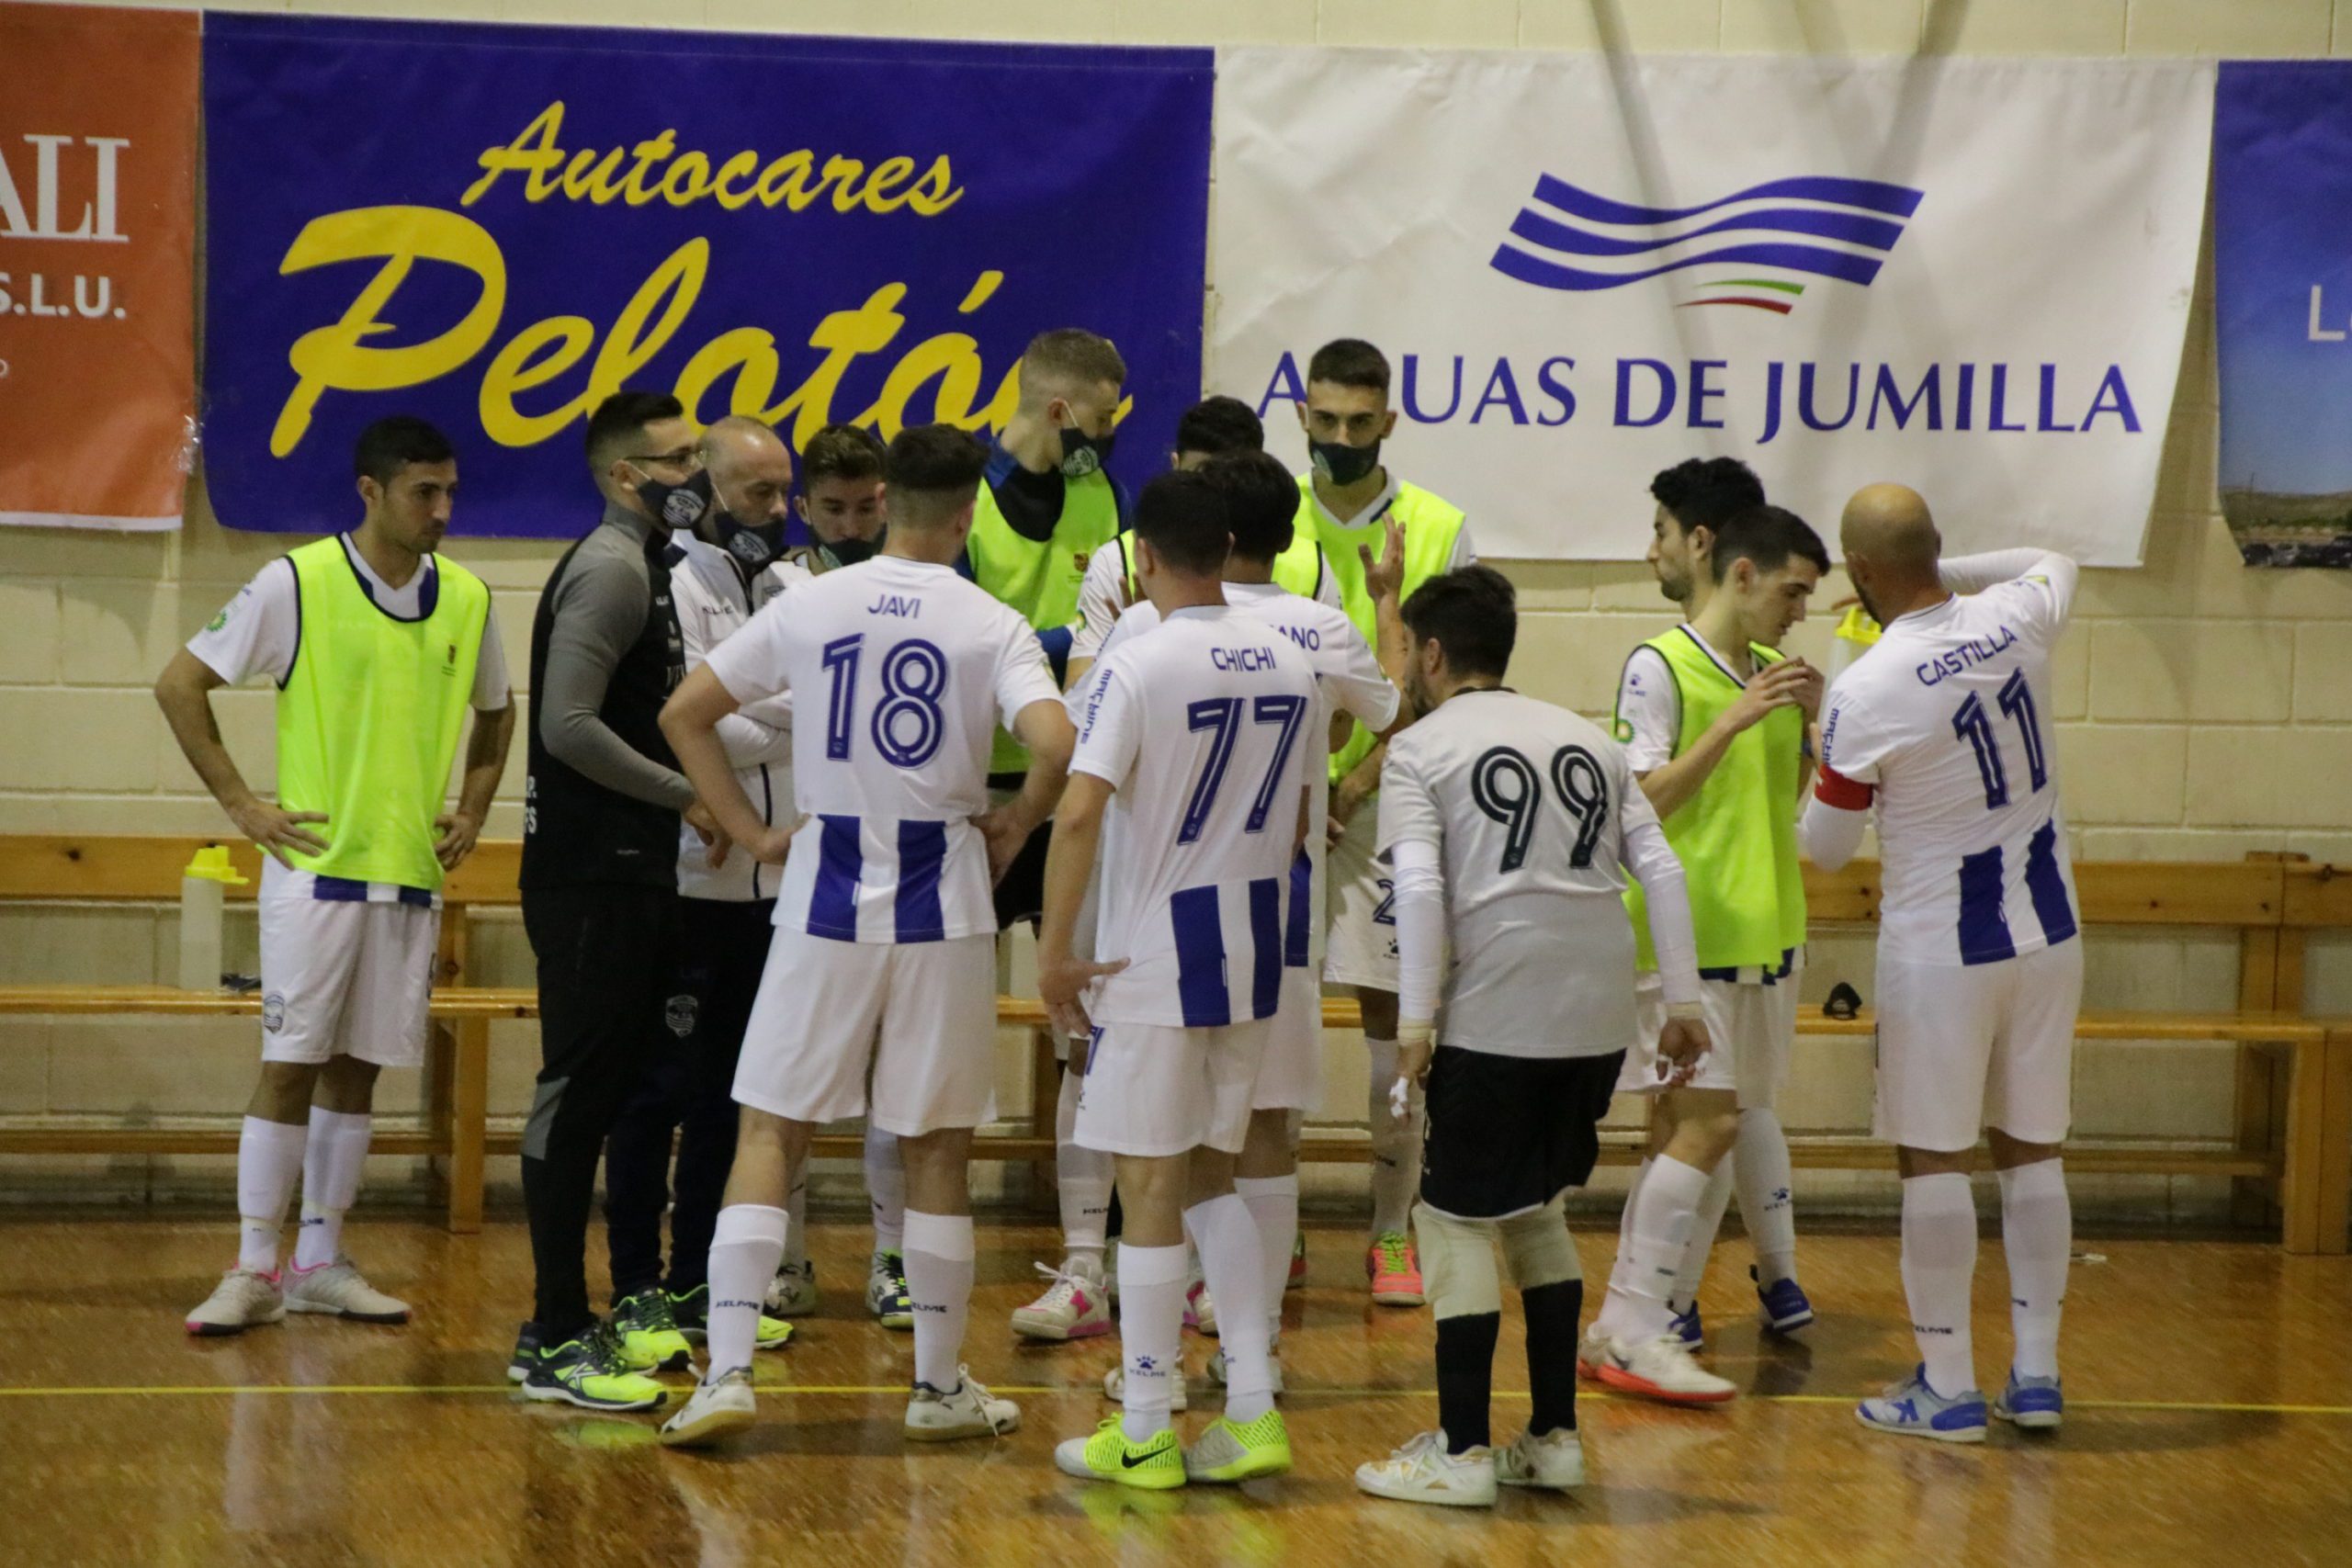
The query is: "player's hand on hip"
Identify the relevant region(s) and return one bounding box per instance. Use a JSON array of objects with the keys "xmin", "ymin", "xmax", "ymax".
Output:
[
  {"xmin": 1040, "ymin": 953, "xmax": 1126, "ymax": 1039},
  {"xmin": 748, "ymin": 813, "xmax": 802, "ymax": 867},
  {"xmin": 432, "ymin": 810, "xmax": 482, "ymax": 872},
  {"xmin": 975, "ymin": 803, "xmax": 1036, "ymax": 886},
  {"xmin": 1657, "ymin": 1010, "xmax": 1713, "ymax": 1087},
  {"xmin": 229, "ymin": 798, "xmax": 329, "ymax": 868},
  {"xmin": 1362, "ymin": 514, "xmax": 1408, "ymax": 603}
]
